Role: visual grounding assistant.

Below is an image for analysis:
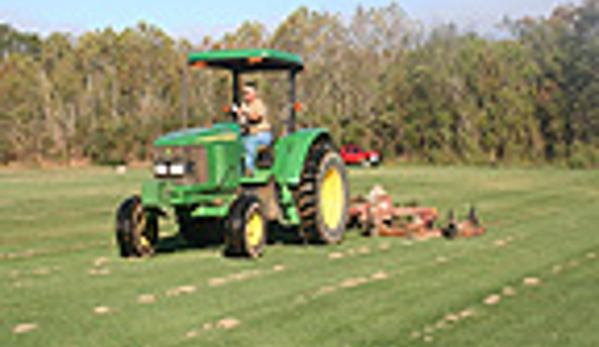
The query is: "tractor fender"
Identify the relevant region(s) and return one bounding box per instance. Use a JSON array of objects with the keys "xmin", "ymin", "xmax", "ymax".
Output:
[{"xmin": 273, "ymin": 128, "xmax": 333, "ymax": 186}]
